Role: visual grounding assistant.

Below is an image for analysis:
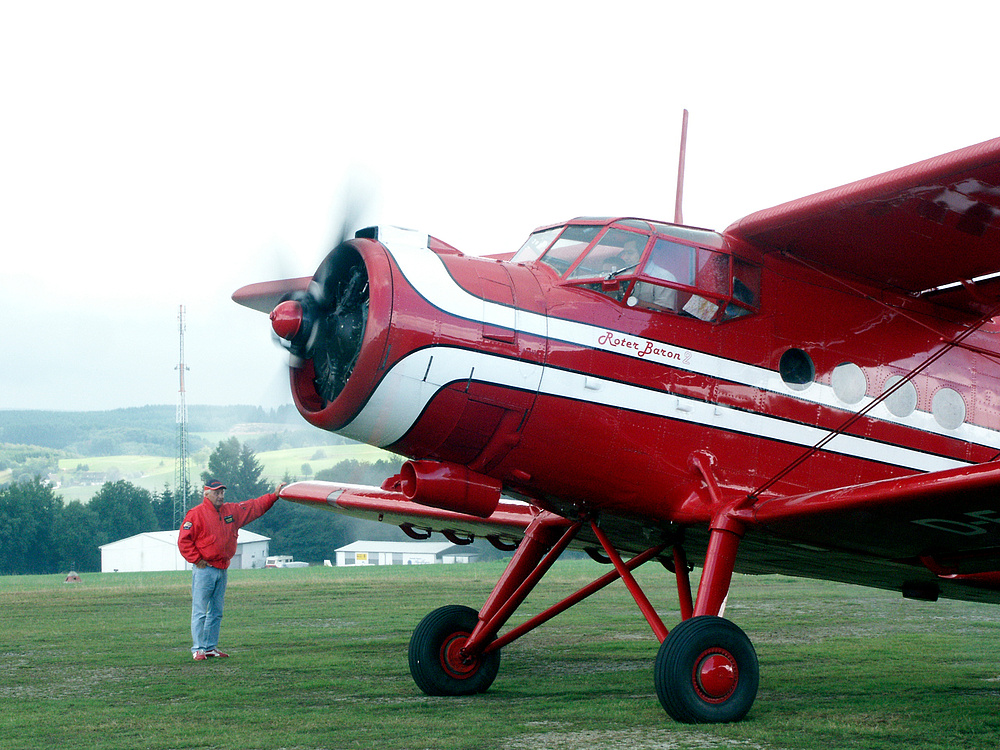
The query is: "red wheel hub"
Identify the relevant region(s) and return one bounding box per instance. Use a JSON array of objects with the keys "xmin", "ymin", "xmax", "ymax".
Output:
[
  {"xmin": 693, "ymin": 649, "xmax": 738, "ymax": 702},
  {"xmin": 440, "ymin": 633, "xmax": 478, "ymax": 680}
]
